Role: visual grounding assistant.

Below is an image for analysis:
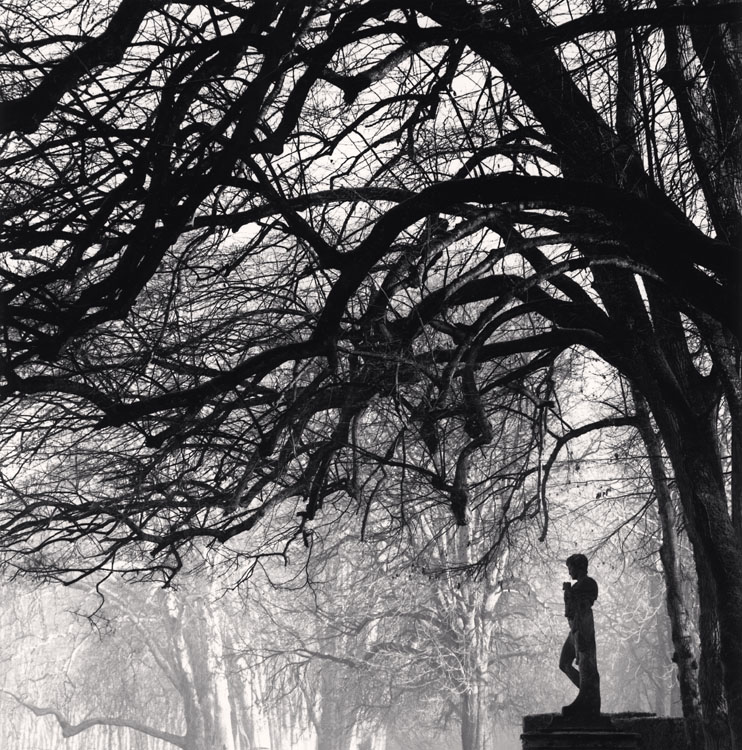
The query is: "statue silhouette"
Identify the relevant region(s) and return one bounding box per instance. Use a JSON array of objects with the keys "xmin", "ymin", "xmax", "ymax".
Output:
[{"xmin": 559, "ymin": 553, "xmax": 601, "ymax": 719}]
